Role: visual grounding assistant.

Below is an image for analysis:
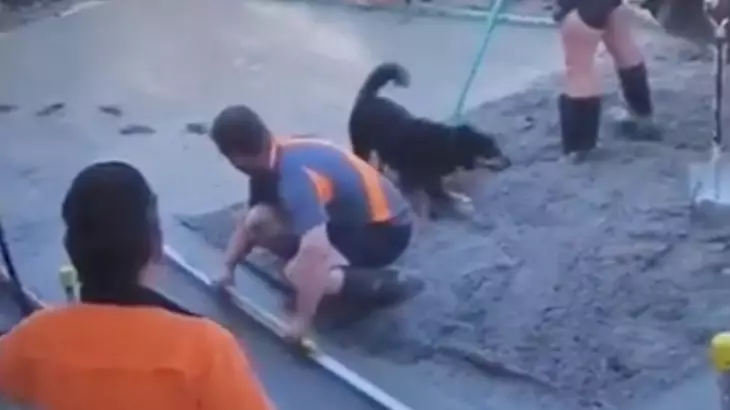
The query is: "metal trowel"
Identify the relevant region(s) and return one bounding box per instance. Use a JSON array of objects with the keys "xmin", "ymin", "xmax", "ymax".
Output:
[{"xmin": 689, "ymin": 7, "xmax": 730, "ymax": 206}]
